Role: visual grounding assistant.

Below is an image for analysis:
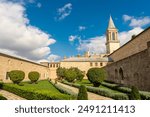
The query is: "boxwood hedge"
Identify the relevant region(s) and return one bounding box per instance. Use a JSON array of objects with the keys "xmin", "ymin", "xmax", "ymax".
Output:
[
  {"xmin": 0, "ymin": 94, "xmax": 7, "ymax": 100},
  {"xmin": 2, "ymin": 83, "xmax": 72, "ymax": 100},
  {"xmin": 61, "ymin": 80, "xmax": 129, "ymax": 100}
]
